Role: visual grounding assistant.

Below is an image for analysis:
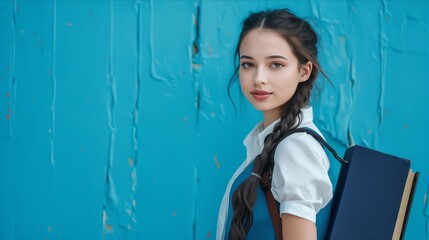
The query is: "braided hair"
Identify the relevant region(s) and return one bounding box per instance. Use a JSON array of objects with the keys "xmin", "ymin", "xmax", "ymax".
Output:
[{"xmin": 227, "ymin": 9, "xmax": 327, "ymax": 240}]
